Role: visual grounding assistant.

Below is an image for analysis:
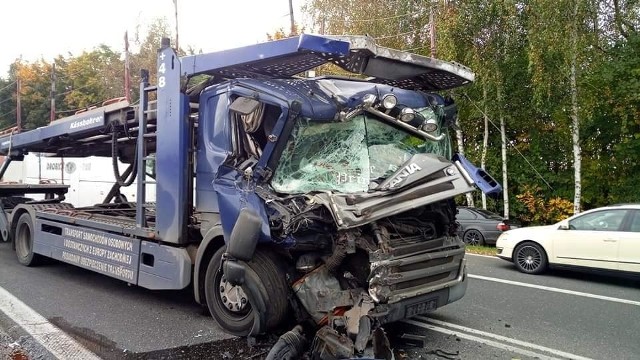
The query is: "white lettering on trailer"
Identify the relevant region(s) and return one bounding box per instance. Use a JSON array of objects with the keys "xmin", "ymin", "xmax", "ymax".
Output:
[
  {"xmin": 63, "ymin": 238, "xmax": 132, "ymax": 265},
  {"xmin": 63, "ymin": 227, "xmax": 134, "ymax": 252},
  {"xmin": 158, "ymin": 53, "xmax": 167, "ymax": 88},
  {"xmin": 61, "ymin": 251, "xmax": 135, "ymax": 281},
  {"xmin": 69, "ymin": 115, "xmax": 103, "ymax": 129}
]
